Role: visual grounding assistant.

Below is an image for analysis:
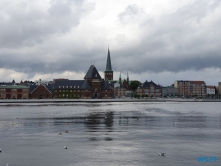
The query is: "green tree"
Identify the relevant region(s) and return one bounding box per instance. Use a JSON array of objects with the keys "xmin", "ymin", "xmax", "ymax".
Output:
[{"xmin": 130, "ymin": 80, "xmax": 141, "ymax": 91}]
